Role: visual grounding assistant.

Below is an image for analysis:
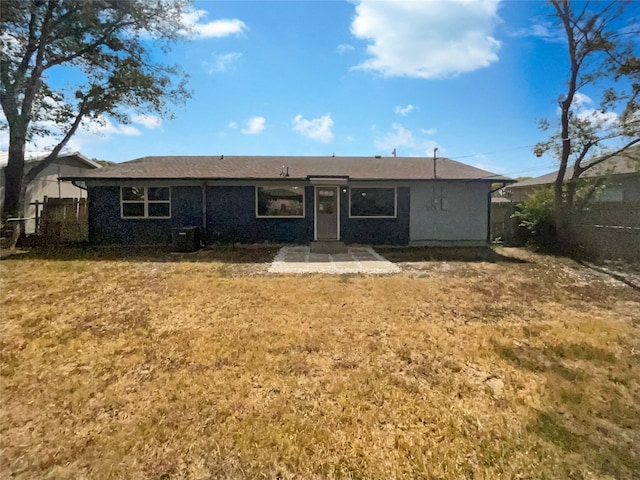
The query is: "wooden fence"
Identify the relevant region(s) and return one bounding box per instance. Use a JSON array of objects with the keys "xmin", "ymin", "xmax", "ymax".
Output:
[
  {"xmin": 491, "ymin": 201, "xmax": 639, "ymax": 260},
  {"xmin": 566, "ymin": 203, "xmax": 640, "ymax": 261},
  {"xmin": 40, "ymin": 197, "xmax": 88, "ymax": 243}
]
